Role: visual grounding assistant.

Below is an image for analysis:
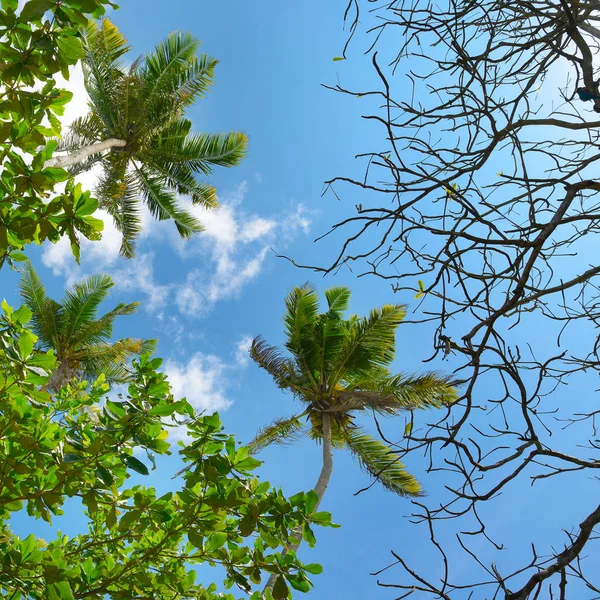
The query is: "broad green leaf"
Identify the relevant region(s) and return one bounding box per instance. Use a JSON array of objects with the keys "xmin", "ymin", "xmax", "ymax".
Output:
[
  {"xmin": 304, "ymin": 563, "xmax": 323, "ymax": 575},
  {"xmin": 305, "ymin": 490, "xmax": 319, "ymax": 514},
  {"xmin": 19, "ymin": 0, "xmax": 53, "ymax": 21},
  {"xmin": 48, "ymin": 581, "xmax": 74, "ymax": 600},
  {"xmin": 122, "ymin": 454, "xmax": 149, "ymax": 475},
  {"xmin": 13, "ymin": 305, "xmax": 32, "ymax": 325},
  {"xmin": 205, "ymin": 532, "xmax": 227, "ymax": 552},
  {"xmin": 273, "ymin": 576, "xmax": 289, "ymax": 599},
  {"xmin": 18, "ymin": 331, "xmax": 36, "ymax": 359}
]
